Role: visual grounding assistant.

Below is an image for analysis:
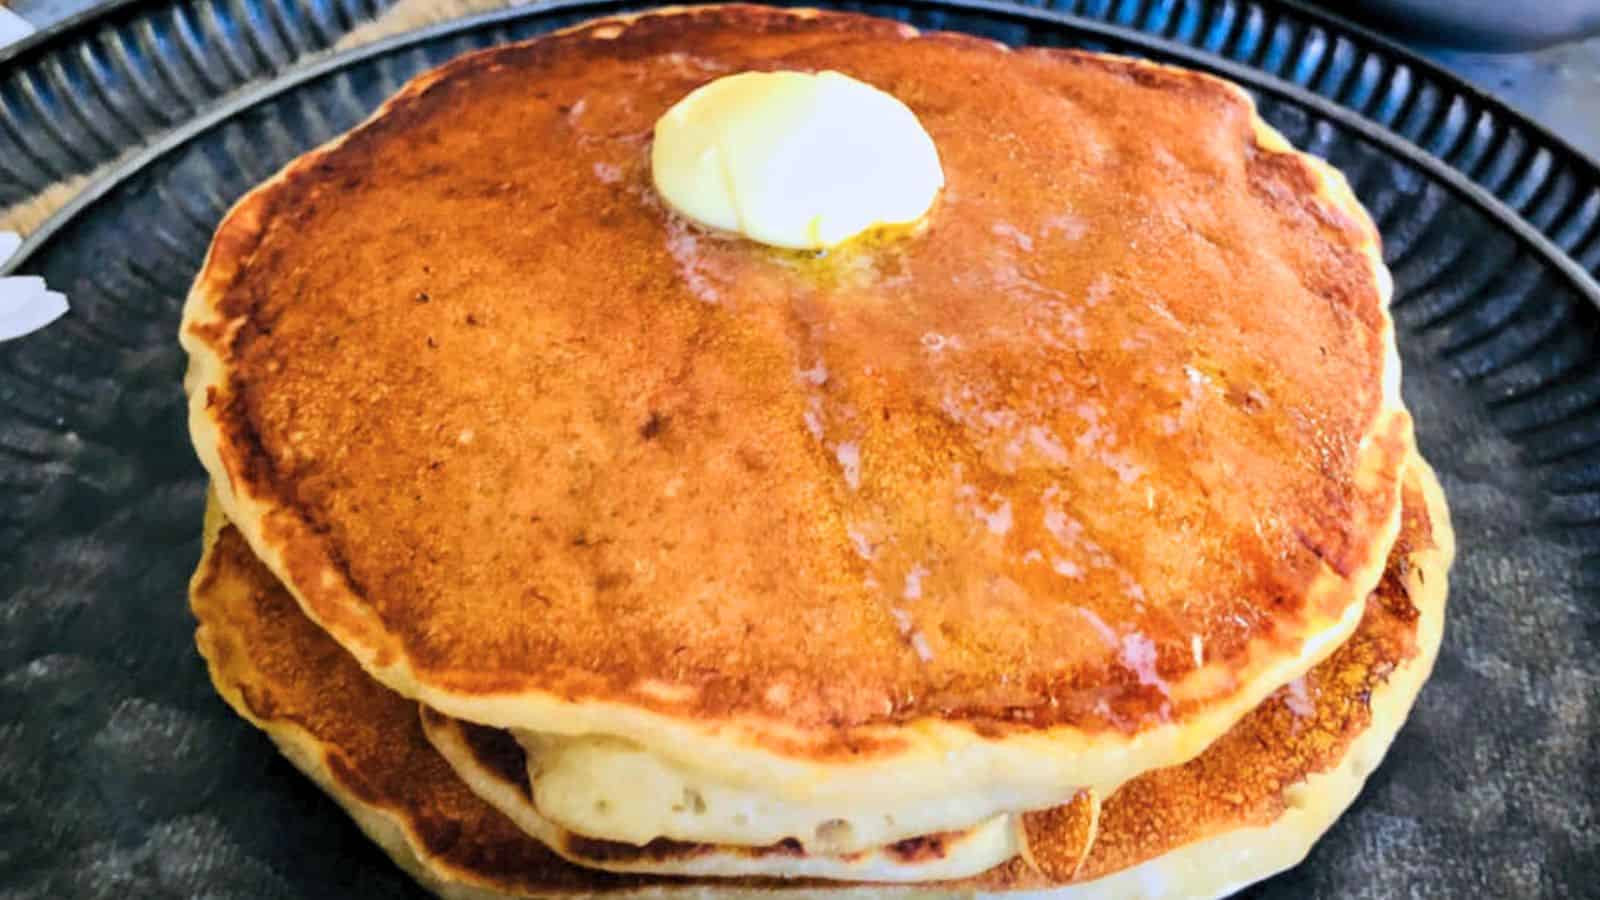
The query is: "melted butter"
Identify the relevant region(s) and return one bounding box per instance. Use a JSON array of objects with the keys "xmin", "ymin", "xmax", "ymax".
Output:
[
  {"xmin": 1286, "ymin": 677, "xmax": 1314, "ymax": 714},
  {"xmin": 663, "ymin": 217, "xmax": 725, "ymax": 304},
  {"xmin": 651, "ymin": 70, "xmax": 944, "ymax": 249},
  {"xmin": 1076, "ymin": 609, "xmax": 1169, "ymax": 696},
  {"xmin": 956, "ymin": 483, "xmax": 1014, "ymax": 537},
  {"xmin": 833, "ymin": 440, "xmax": 862, "ymax": 489},
  {"xmin": 1118, "ymin": 632, "xmax": 1166, "ymax": 691}
]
